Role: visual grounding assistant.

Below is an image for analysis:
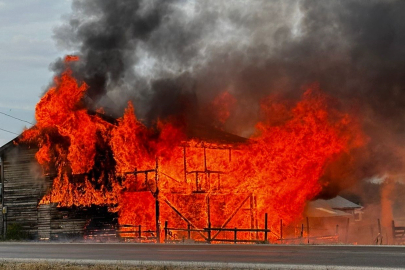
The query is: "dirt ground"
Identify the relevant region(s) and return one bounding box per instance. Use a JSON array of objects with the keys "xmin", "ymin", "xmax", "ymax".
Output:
[{"xmin": 0, "ymin": 262, "xmax": 230, "ymax": 270}]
